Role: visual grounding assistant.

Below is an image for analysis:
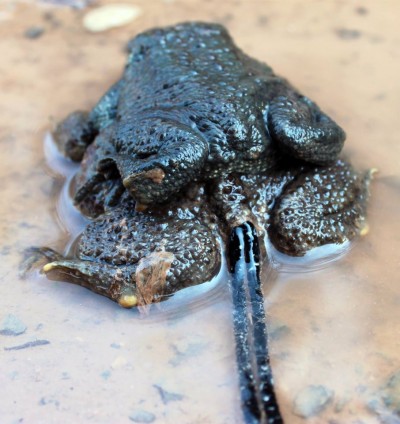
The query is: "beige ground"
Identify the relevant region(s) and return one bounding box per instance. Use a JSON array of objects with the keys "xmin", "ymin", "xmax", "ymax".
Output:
[{"xmin": 0, "ymin": 0, "xmax": 400, "ymax": 423}]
